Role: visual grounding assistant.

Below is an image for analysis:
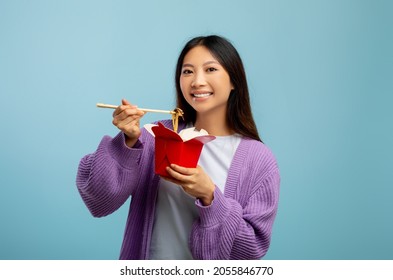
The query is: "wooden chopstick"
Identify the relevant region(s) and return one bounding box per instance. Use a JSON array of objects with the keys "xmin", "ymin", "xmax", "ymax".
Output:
[{"xmin": 96, "ymin": 103, "xmax": 175, "ymax": 114}]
